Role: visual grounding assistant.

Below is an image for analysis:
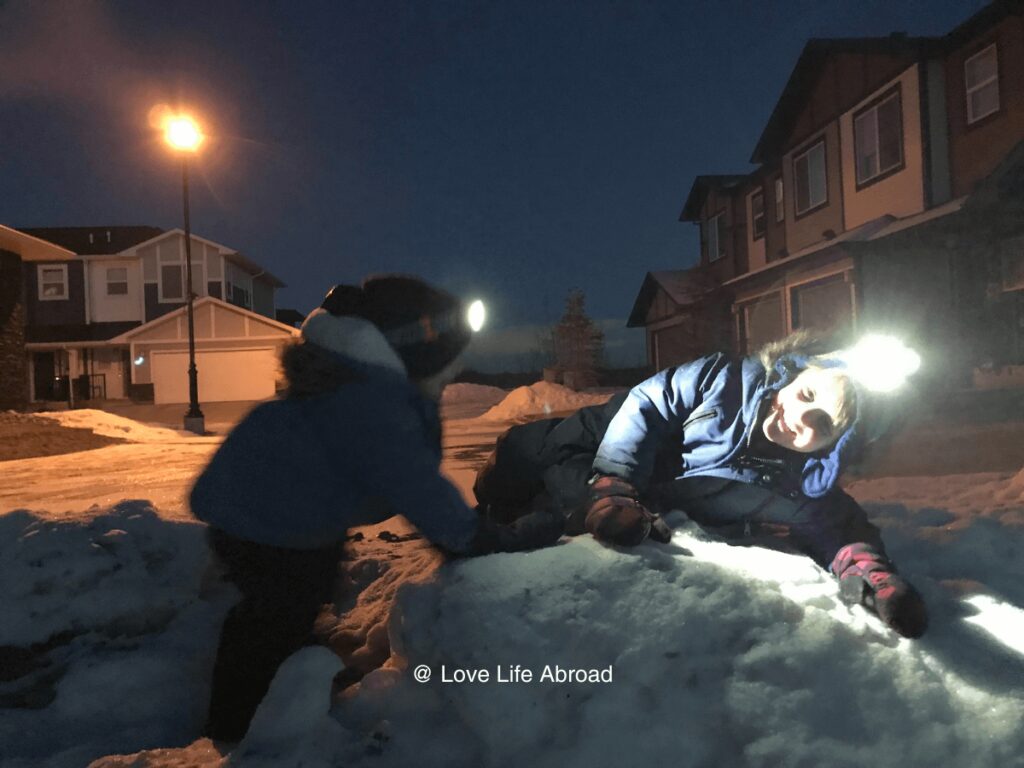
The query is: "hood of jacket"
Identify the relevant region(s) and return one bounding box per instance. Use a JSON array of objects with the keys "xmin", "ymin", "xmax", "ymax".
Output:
[
  {"xmin": 281, "ymin": 314, "xmax": 407, "ymax": 398},
  {"xmin": 756, "ymin": 334, "xmax": 881, "ymax": 498}
]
